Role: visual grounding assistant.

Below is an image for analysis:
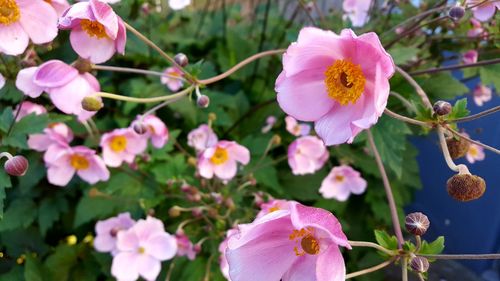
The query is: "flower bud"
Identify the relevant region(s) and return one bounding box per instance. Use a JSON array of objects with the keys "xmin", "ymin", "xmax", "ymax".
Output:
[
  {"xmin": 433, "ymin": 100, "xmax": 452, "ymax": 116},
  {"xmin": 446, "ymin": 136, "xmax": 470, "ymax": 159},
  {"xmin": 168, "ymin": 206, "xmax": 182, "ymax": 218},
  {"xmin": 73, "ymin": 58, "xmax": 93, "ymax": 74},
  {"xmin": 191, "ymin": 207, "xmax": 203, "ymax": 218},
  {"xmin": 447, "ymin": 174, "xmax": 486, "ymax": 202},
  {"xmin": 449, "ymin": 6, "xmax": 465, "ymax": 20},
  {"xmin": 410, "ymin": 256, "xmax": 429, "ymax": 273},
  {"xmin": 4, "ymin": 155, "xmax": 29, "ymax": 176},
  {"xmin": 197, "ymin": 95, "xmax": 210, "ymax": 108},
  {"xmin": 272, "ymin": 134, "xmax": 282, "ymax": 145},
  {"xmin": 81, "ymin": 96, "xmax": 103, "ymax": 112},
  {"xmin": 174, "ymin": 53, "xmax": 189, "ymax": 67},
  {"xmin": 405, "ymin": 212, "xmax": 430, "ymax": 236},
  {"xmin": 133, "ymin": 123, "xmax": 147, "ymax": 135},
  {"xmin": 188, "ymin": 157, "xmax": 197, "ymax": 167}
]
